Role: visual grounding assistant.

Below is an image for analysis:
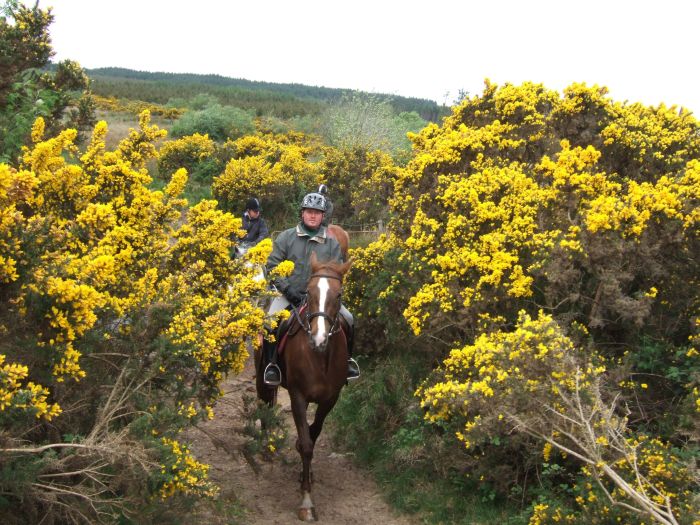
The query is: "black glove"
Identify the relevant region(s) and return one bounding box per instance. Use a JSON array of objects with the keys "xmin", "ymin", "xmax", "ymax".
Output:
[{"xmin": 284, "ymin": 287, "xmax": 304, "ymax": 306}]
